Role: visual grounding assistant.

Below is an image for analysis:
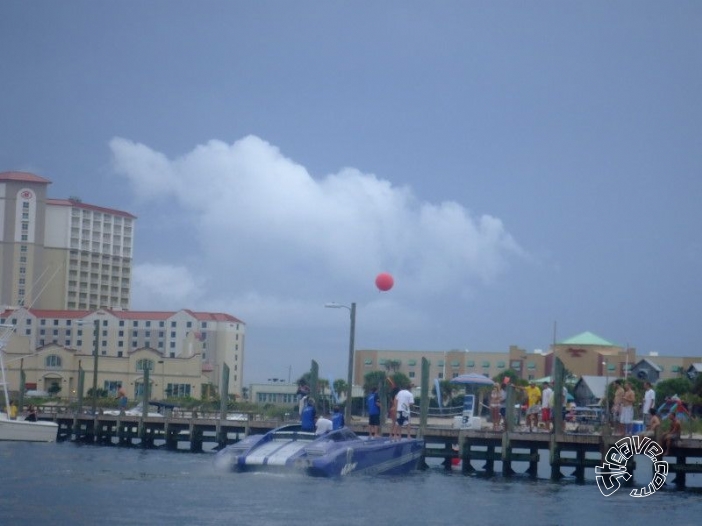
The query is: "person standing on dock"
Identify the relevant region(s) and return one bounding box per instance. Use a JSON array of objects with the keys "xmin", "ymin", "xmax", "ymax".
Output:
[
  {"xmin": 613, "ymin": 380, "xmax": 625, "ymax": 434},
  {"xmin": 620, "ymin": 382, "xmax": 635, "ymax": 435},
  {"xmin": 117, "ymin": 384, "xmax": 128, "ymax": 414},
  {"xmin": 367, "ymin": 387, "xmax": 381, "ymax": 438},
  {"xmin": 395, "ymin": 387, "xmax": 415, "ymax": 439},
  {"xmin": 523, "ymin": 381, "xmax": 541, "ymax": 432},
  {"xmin": 490, "ymin": 383, "xmax": 502, "ymax": 431},
  {"xmin": 541, "ymin": 382, "xmax": 553, "ymax": 431},
  {"xmin": 642, "ymin": 382, "xmax": 656, "ymax": 427}
]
